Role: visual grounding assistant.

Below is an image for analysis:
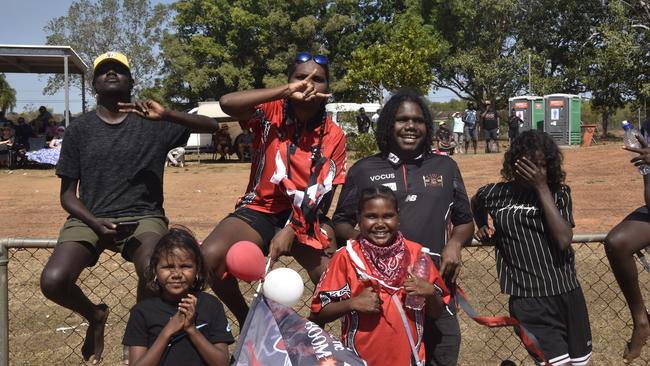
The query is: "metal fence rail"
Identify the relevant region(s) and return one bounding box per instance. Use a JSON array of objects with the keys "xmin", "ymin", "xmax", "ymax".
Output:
[{"xmin": 1, "ymin": 234, "xmax": 648, "ymax": 365}]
